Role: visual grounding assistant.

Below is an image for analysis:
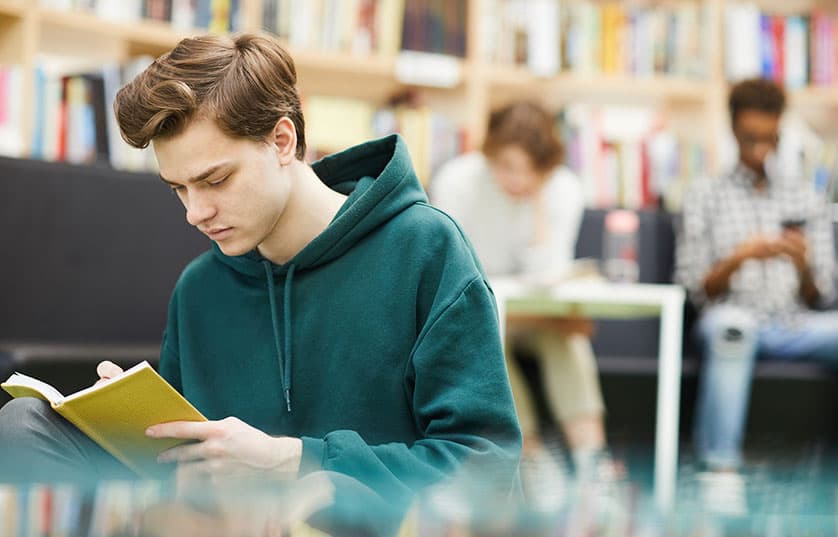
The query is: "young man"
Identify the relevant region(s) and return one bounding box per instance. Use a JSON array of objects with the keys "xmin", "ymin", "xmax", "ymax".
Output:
[
  {"xmin": 0, "ymin": 33, "xmax": 521, "ymax": 523},
  {"xmin": 431, "ymin": 102, "xmax": 611, "ymax": 504},
  {"xmin": 676, "ymin": 78, "xmax": 837, "ymax": 511}
]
